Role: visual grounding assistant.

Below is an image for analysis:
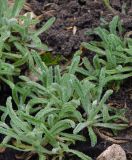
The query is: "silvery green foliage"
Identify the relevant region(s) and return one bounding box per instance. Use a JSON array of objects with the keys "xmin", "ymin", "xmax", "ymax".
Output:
[
  {"xmin": 0, "ymin": 96, "xmax": 90, "ymax": 160},
  {"xmin": 0, "ymin": 51, "xmax": 127, "ymax": 160},
  {"xmin": 0, "ymin": 51, "xmax": 91, "ymax": 160},
  {"xmin": 0, "ymin": 14, "xmax": 130, "ymax": 160},
  {"xmin": 81, "ymin": 16, "xmax": 132, "ymax": 90},
  {"xmin": 0, "ymin": 0, "xmax": 55, "ymax": 79}
]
